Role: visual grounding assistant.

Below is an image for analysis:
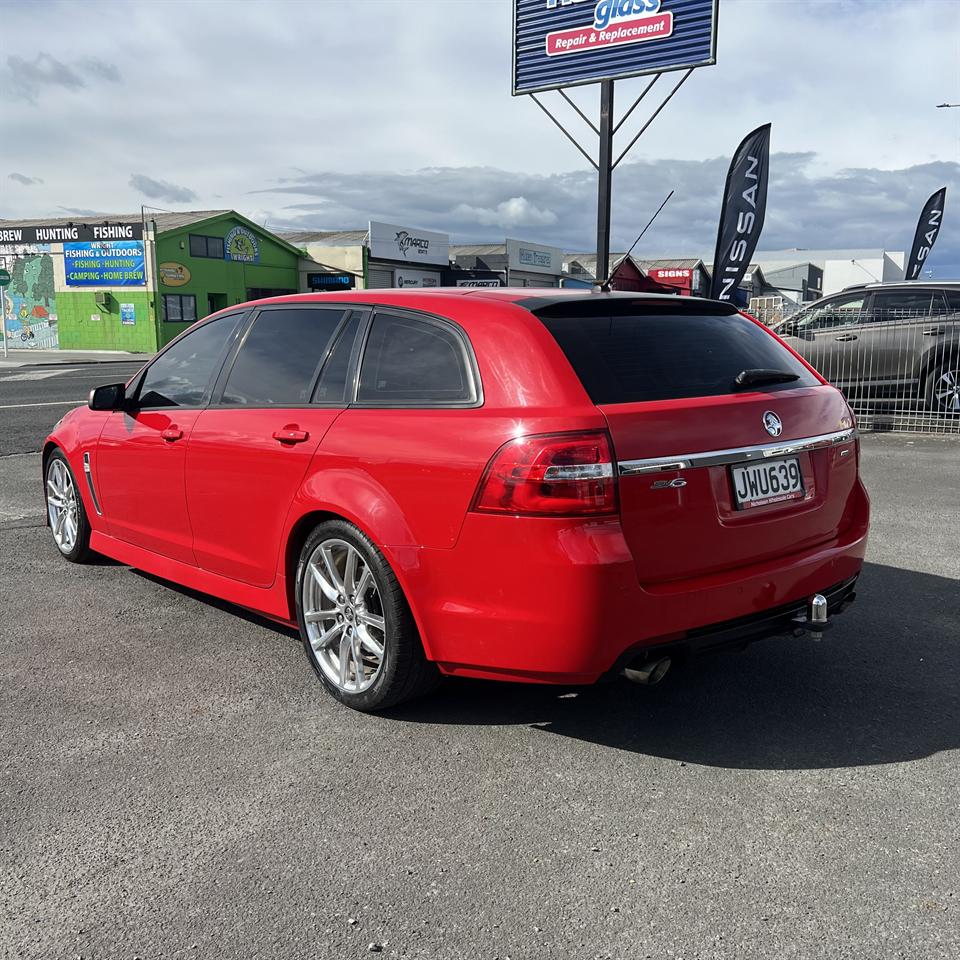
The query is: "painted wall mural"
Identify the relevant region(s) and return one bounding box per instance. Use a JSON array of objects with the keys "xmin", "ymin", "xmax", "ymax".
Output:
[{"xmin": 0, "ymin": 245, "xmax": 59, "ymax": 349}]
